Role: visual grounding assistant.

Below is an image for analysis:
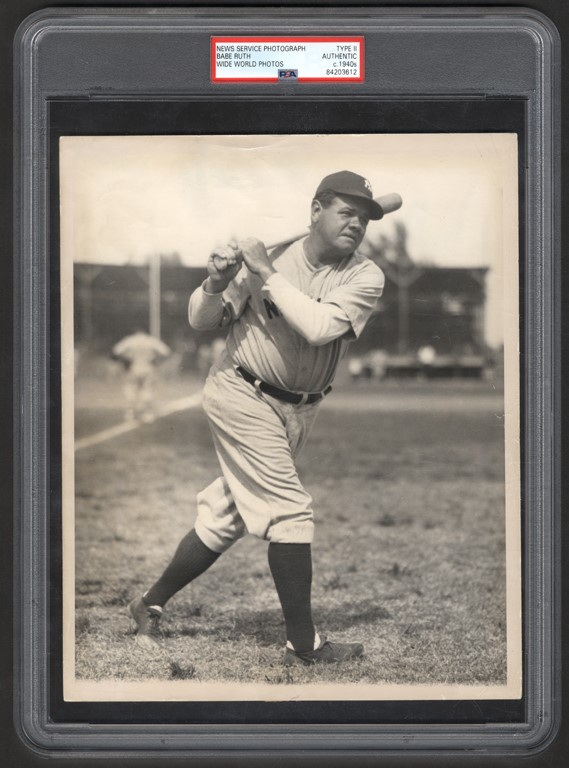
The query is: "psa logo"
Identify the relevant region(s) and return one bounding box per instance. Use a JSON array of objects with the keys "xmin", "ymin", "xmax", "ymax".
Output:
[{"xmin": 278, "ymin": 69, "xmax": 298, "ymax": 80}]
